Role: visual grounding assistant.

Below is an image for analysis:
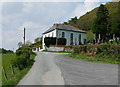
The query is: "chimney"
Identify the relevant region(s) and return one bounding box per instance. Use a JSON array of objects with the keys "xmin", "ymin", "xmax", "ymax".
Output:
[{"xmin": 56, "ymin": 24, "xmax": 58, "ymax": 29}]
